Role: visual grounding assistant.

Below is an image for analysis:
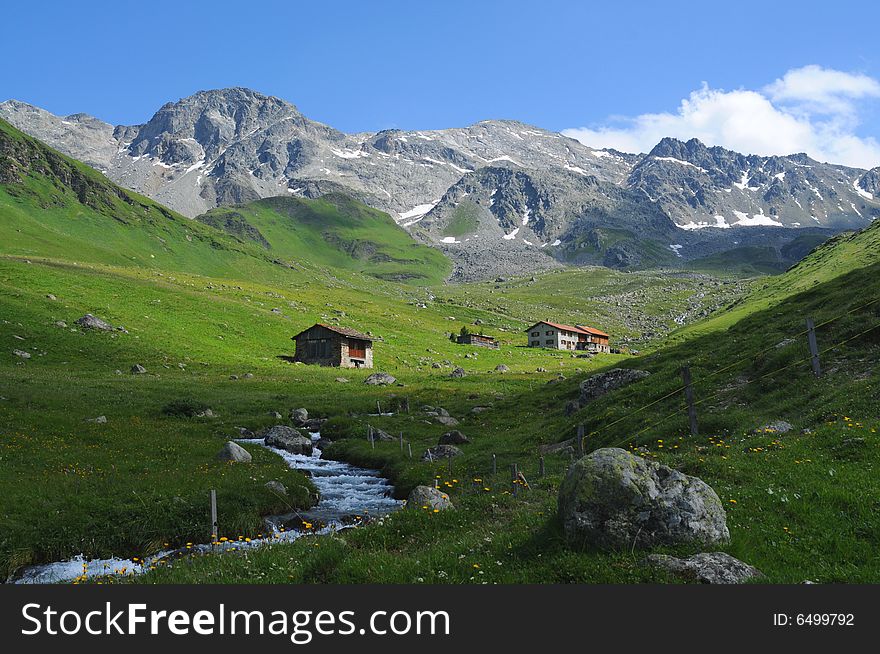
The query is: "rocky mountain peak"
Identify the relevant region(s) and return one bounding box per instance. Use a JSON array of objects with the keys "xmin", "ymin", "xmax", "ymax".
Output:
[{"xmin": 127, "ymin": 87, "xmax": 308, "ymax": 164}]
